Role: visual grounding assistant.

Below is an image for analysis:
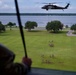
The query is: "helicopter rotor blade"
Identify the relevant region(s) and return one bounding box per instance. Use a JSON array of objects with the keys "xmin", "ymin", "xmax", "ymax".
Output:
[{"xmin": 42, "ymin": 2, "xmax": 57, "ymax": 4}]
